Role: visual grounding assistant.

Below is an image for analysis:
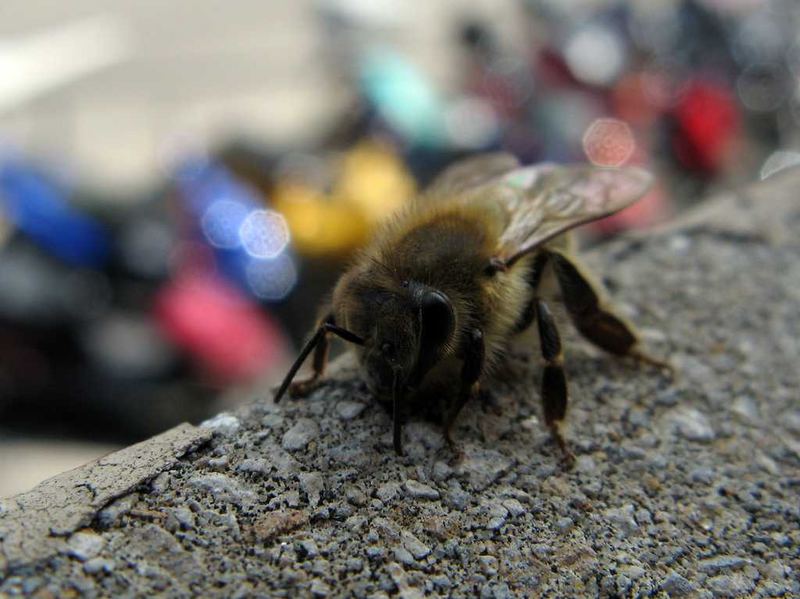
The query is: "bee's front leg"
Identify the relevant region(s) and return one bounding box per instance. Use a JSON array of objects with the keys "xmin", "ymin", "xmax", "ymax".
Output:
[
  {"xmin": 274, "ymin": 313, "xmax": 364, "ymax": 402},
  {"xmin": 443, "ymin": 328, "xmax": 484, "ymax": 446}
]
